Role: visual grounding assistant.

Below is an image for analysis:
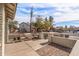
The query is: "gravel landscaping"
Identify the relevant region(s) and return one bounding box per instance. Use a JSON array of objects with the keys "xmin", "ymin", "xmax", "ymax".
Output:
[{"xmin": 36, "ymin": 43, "xmax": 72, "ymax": 56}]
